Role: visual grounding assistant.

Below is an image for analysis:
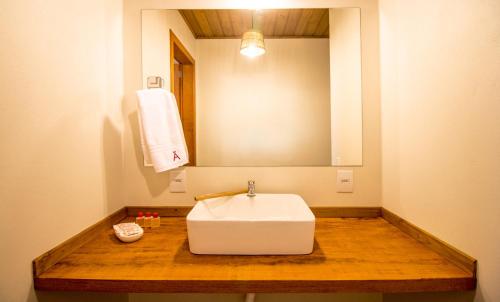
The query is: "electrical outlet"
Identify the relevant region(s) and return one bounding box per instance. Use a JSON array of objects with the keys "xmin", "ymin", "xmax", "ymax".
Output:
[
  {"xmin": 336, "ymin": 170, "xmax": 353, "ymax": 193},
  {"xmin": 169, "ymin": 168, "xmax": 187, "ymax": 193}
]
